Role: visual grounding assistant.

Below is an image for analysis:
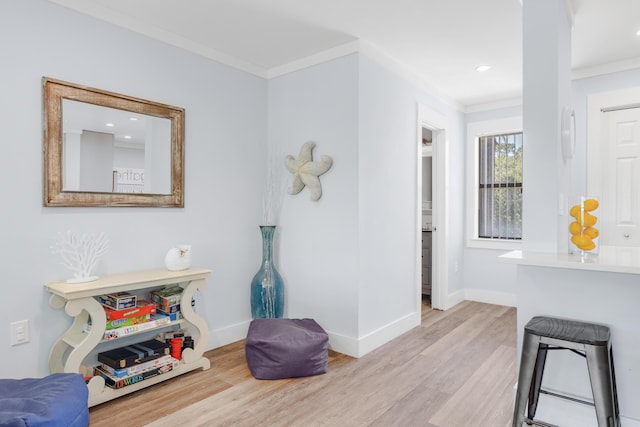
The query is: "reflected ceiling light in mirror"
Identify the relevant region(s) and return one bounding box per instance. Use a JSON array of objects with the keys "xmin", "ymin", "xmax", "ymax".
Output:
[
  {"xmin": 475, "ymin": 65, "xmax": 491, "ymax": 72},
  {"xmin": 105, "ymin": 123, "xmax": 114, "ymax": 127},
  {"xmin": 129, "ymin": 117, "xmax": 138, "ymax": 121}
]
